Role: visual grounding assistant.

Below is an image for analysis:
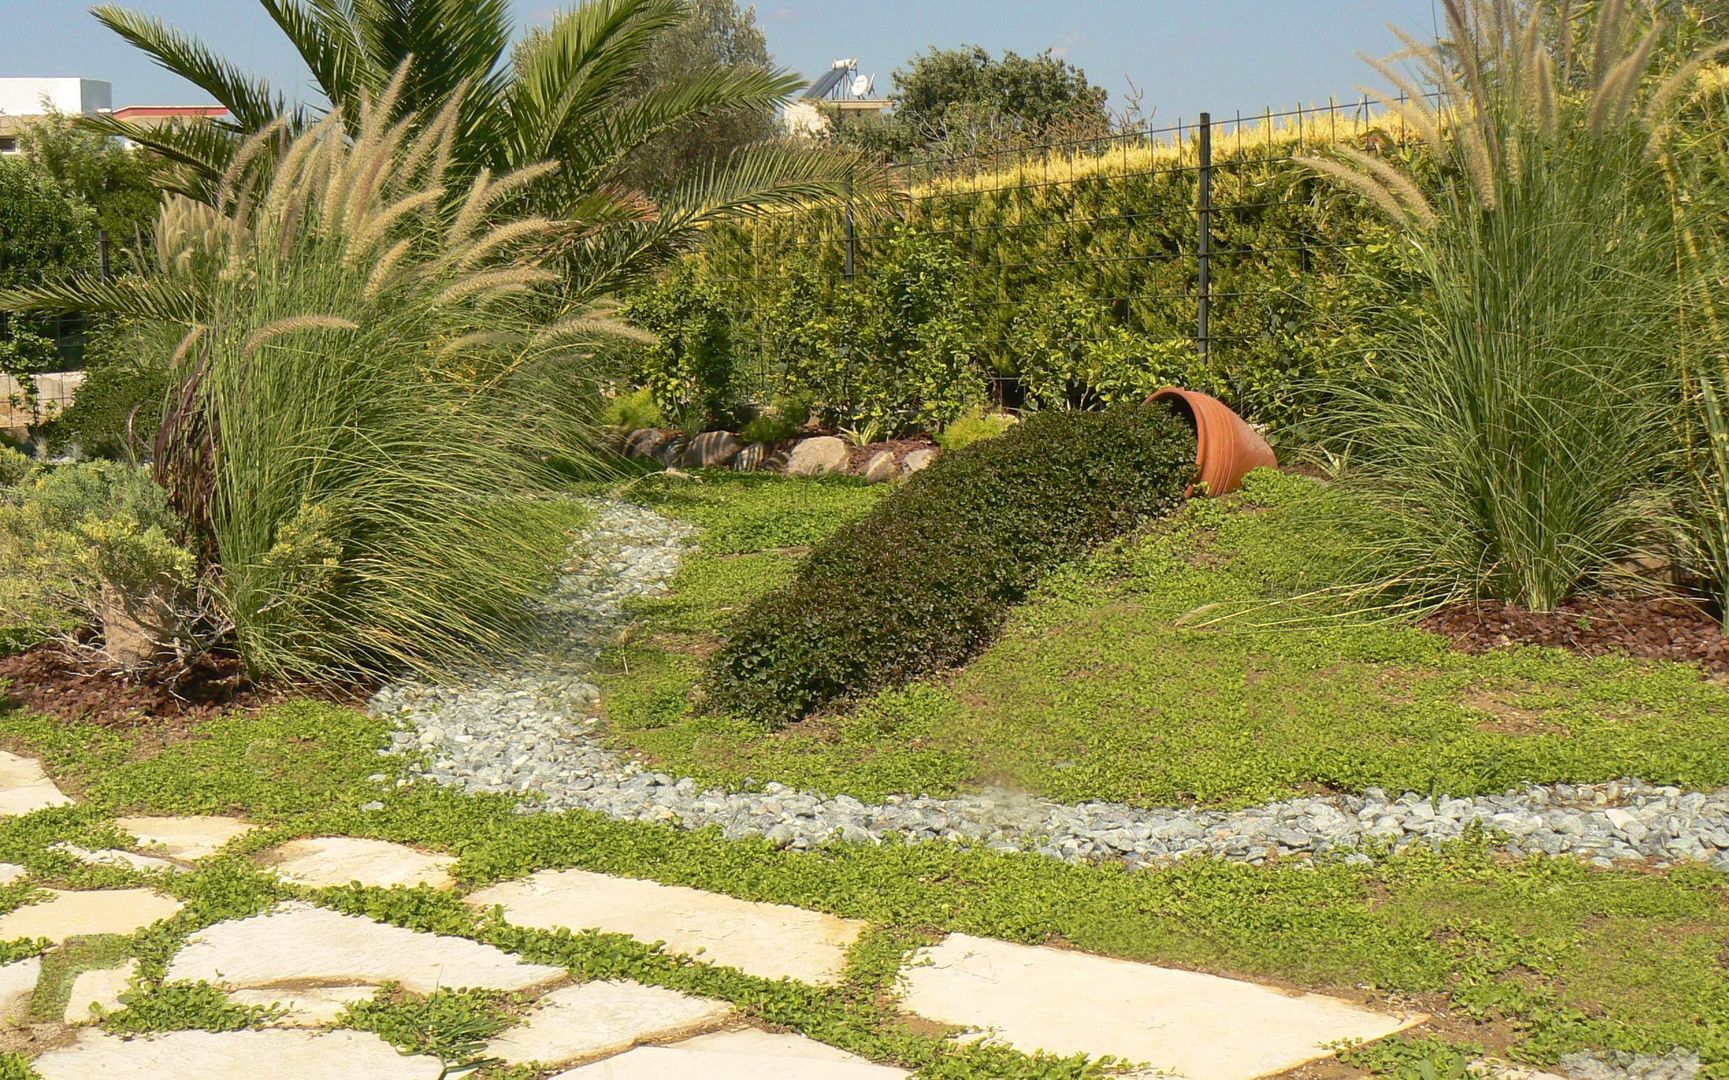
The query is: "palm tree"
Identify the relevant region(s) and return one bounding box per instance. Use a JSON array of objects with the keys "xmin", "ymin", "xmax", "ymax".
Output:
[{"xmin": 87, "ymin": 0, "xmax": 895, "ymax": 297}]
